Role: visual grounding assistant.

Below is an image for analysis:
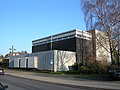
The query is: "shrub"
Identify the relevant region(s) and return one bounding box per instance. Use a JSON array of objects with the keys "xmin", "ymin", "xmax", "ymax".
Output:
[
  {"xmin": 80, "ymin": 66, "xmax": 92, "ymax": 74},
  {"xmin": 1, "ymin": 59, "xmax": 9, "ymax": 68},
  {"xmin": 70, "ymin": 63, "xmax": 78, "ymax": 70}
]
